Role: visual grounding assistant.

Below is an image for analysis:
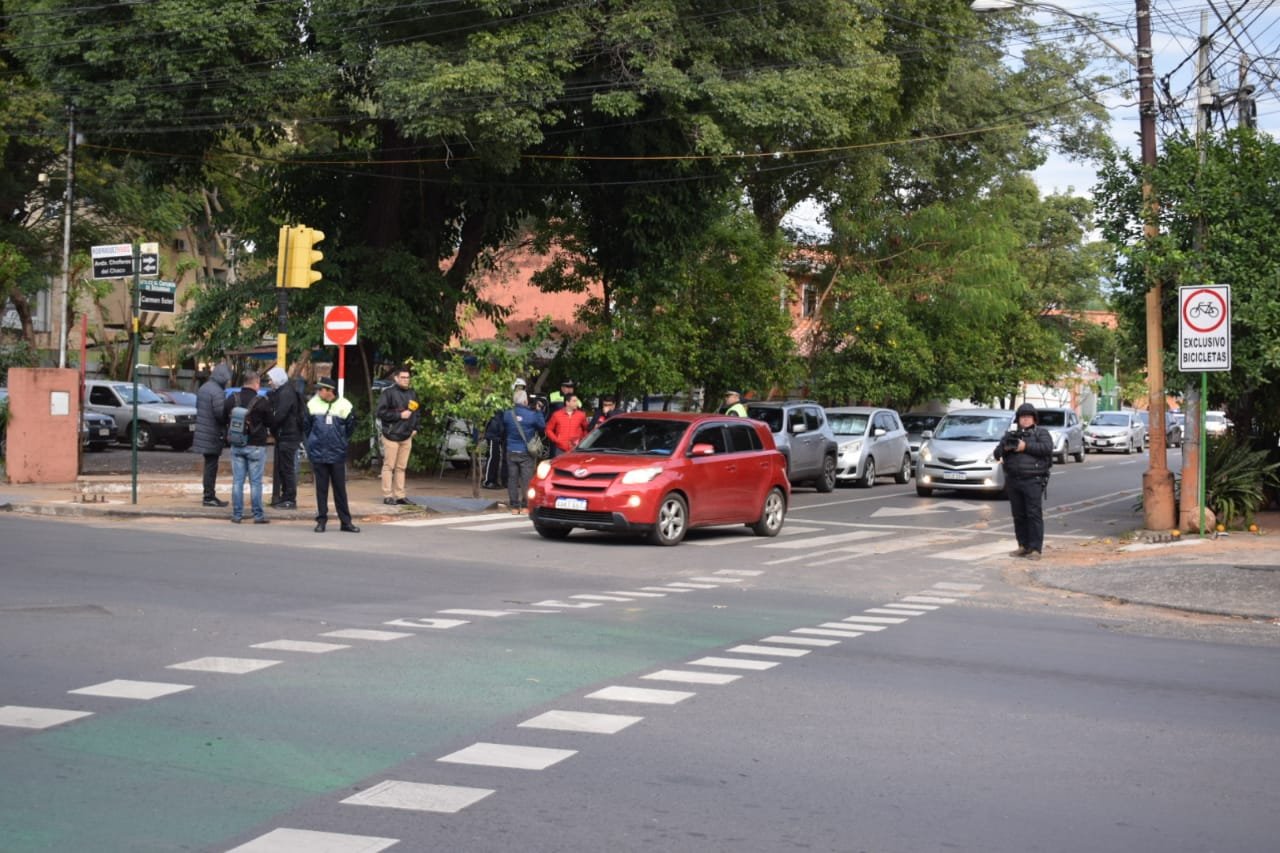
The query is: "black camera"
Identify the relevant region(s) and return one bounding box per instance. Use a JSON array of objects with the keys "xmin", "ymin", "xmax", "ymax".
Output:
[{"xmin": 1002, "ymin": 432, "xmax": 1023, "ymax": 453}]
